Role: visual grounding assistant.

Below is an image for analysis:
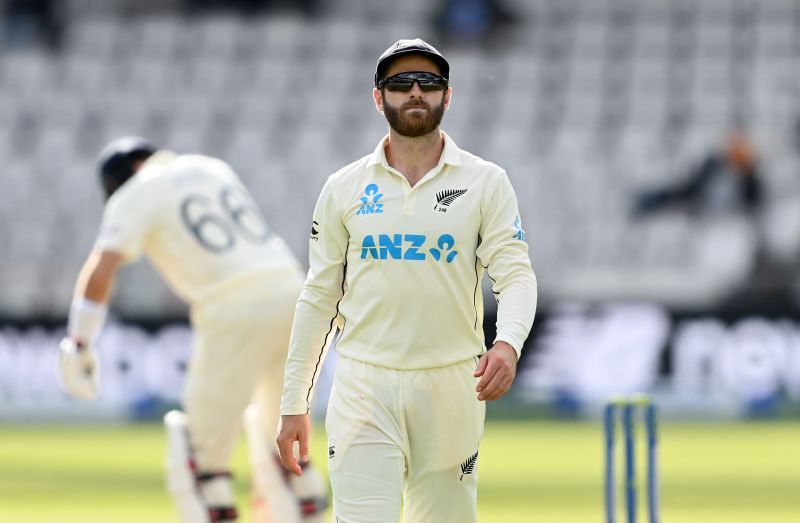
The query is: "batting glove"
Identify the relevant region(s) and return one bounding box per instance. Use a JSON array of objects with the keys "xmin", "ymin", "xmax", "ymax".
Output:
[{"xmin": 58, "ymin": 337, "xmax": 99, "ymax": 401}]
